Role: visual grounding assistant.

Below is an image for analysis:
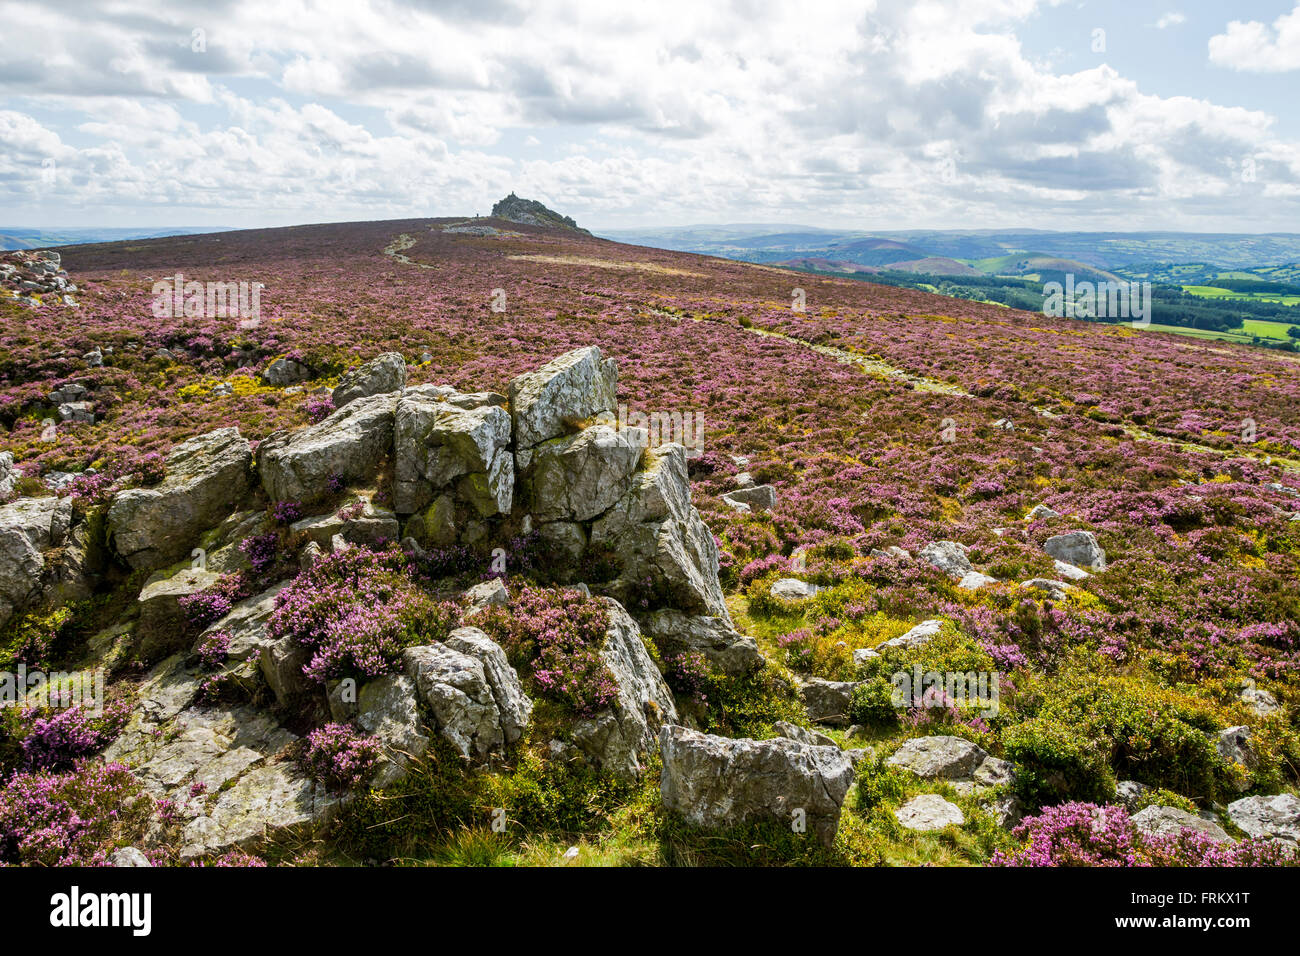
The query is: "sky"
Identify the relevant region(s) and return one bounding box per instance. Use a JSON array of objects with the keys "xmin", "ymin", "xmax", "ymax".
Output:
[{"xmin": 2, "ymin": 0, "xmax": 1299, "ymax": 233}]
